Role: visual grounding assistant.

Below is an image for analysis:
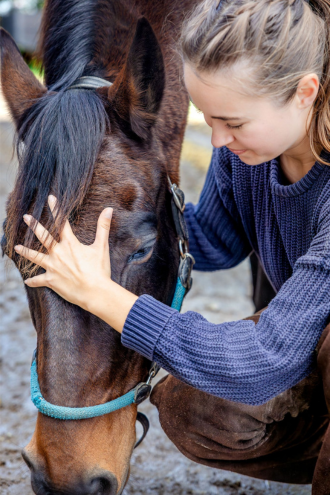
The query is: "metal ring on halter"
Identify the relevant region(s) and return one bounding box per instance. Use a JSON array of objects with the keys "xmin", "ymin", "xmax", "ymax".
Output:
[
  {"xmin": 168, "ymin": 177, "xmax": 185, "ymax": 213},
  {"xmin": 182, "ymin": 252, "xmax": 195, "ymax": 263},
  {"xmin": 179, "ymin": 239, "xmax": 188, "ymax": 258},
  {"xmin": 167, "ymin": 175, "xmax": 174, "ymax": 189},
  {"xmin": 171, "ymin": 185, "xmax": 185, "ymax": 213},
  {"xmin": 146, "ymin": 362, "xmax": 160, "ymax": 385}
]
